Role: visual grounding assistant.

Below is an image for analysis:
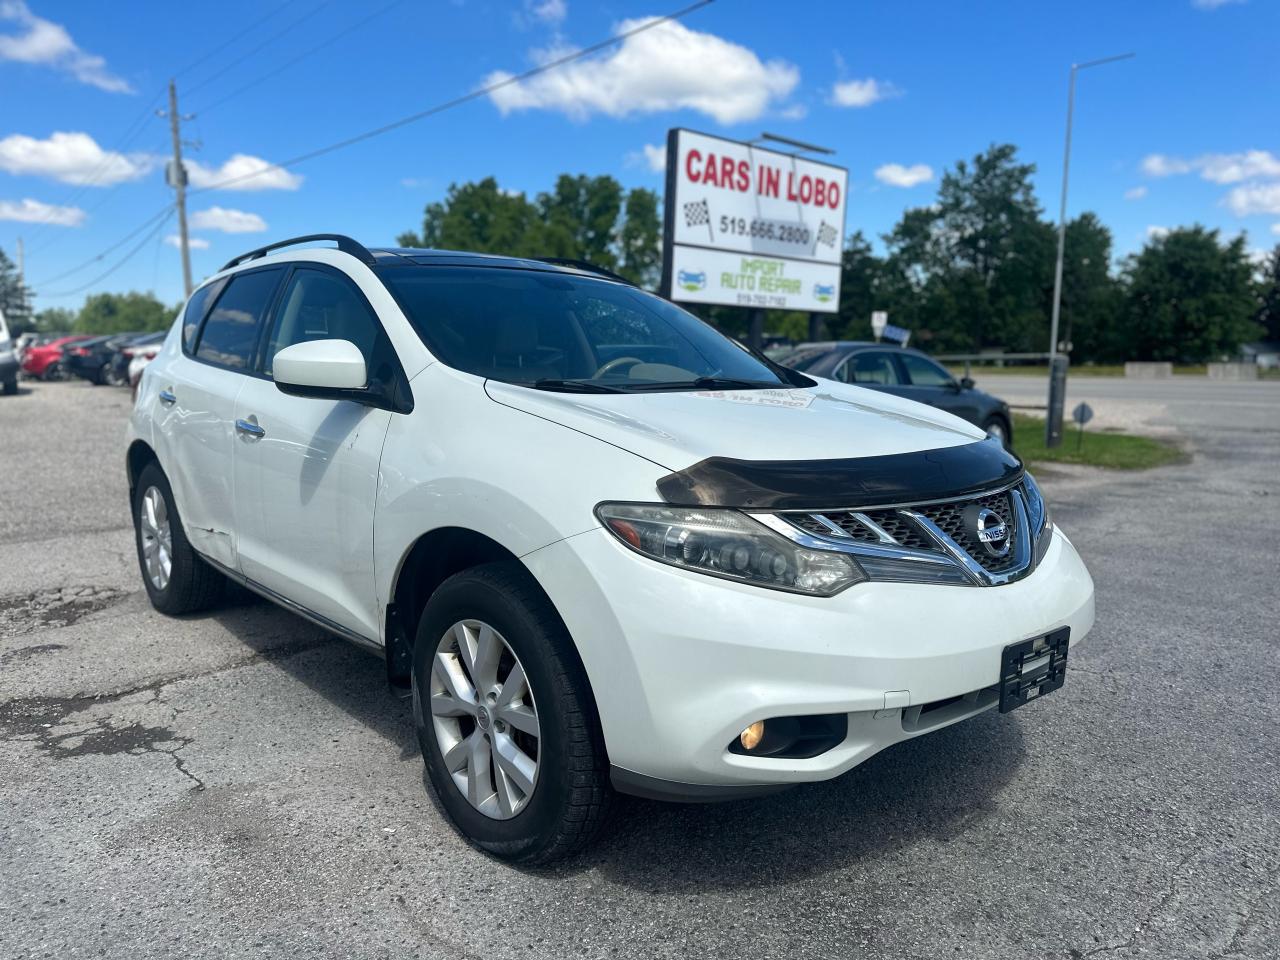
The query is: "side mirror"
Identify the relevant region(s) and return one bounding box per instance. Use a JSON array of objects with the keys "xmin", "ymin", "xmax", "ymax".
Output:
[
  {"xmin": 959, "ymin": 376, "xmax": 975, "ymax": 390},
  {"xmin": 274, "ymin": 339, "xmax": 368, "ymax": 398}
]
